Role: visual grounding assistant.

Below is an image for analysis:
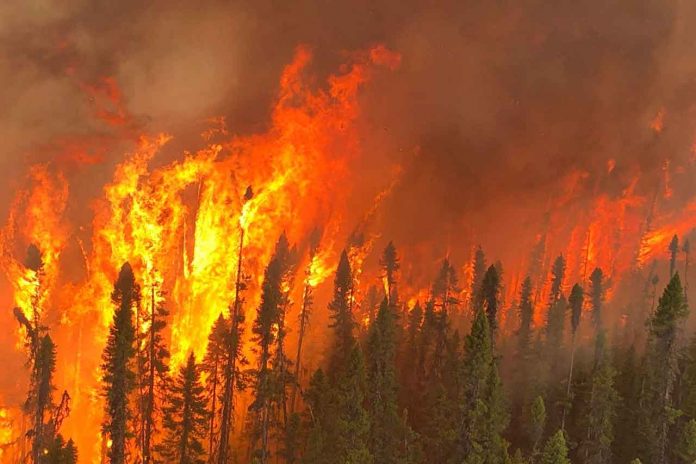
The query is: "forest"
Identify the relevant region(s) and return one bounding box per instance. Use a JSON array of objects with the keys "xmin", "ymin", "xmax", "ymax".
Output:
[{"xmin": 11, "ymin": 233, "xmax": 696, "ymax": 464}]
